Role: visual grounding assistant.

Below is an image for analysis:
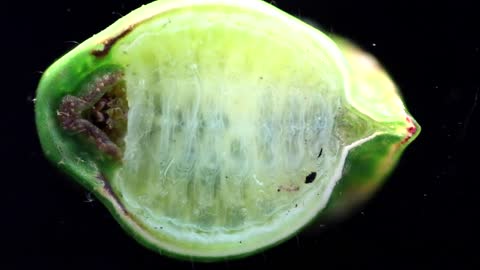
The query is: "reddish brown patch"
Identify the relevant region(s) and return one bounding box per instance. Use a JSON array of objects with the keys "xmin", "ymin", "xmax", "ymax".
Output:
[
  {"xmin": 407, "ymin": 126, "xmax": 417, "ymax": 134},
  {"xmin": 401, "ymin": 116, "xmax": 418, "ymax": 144}
]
